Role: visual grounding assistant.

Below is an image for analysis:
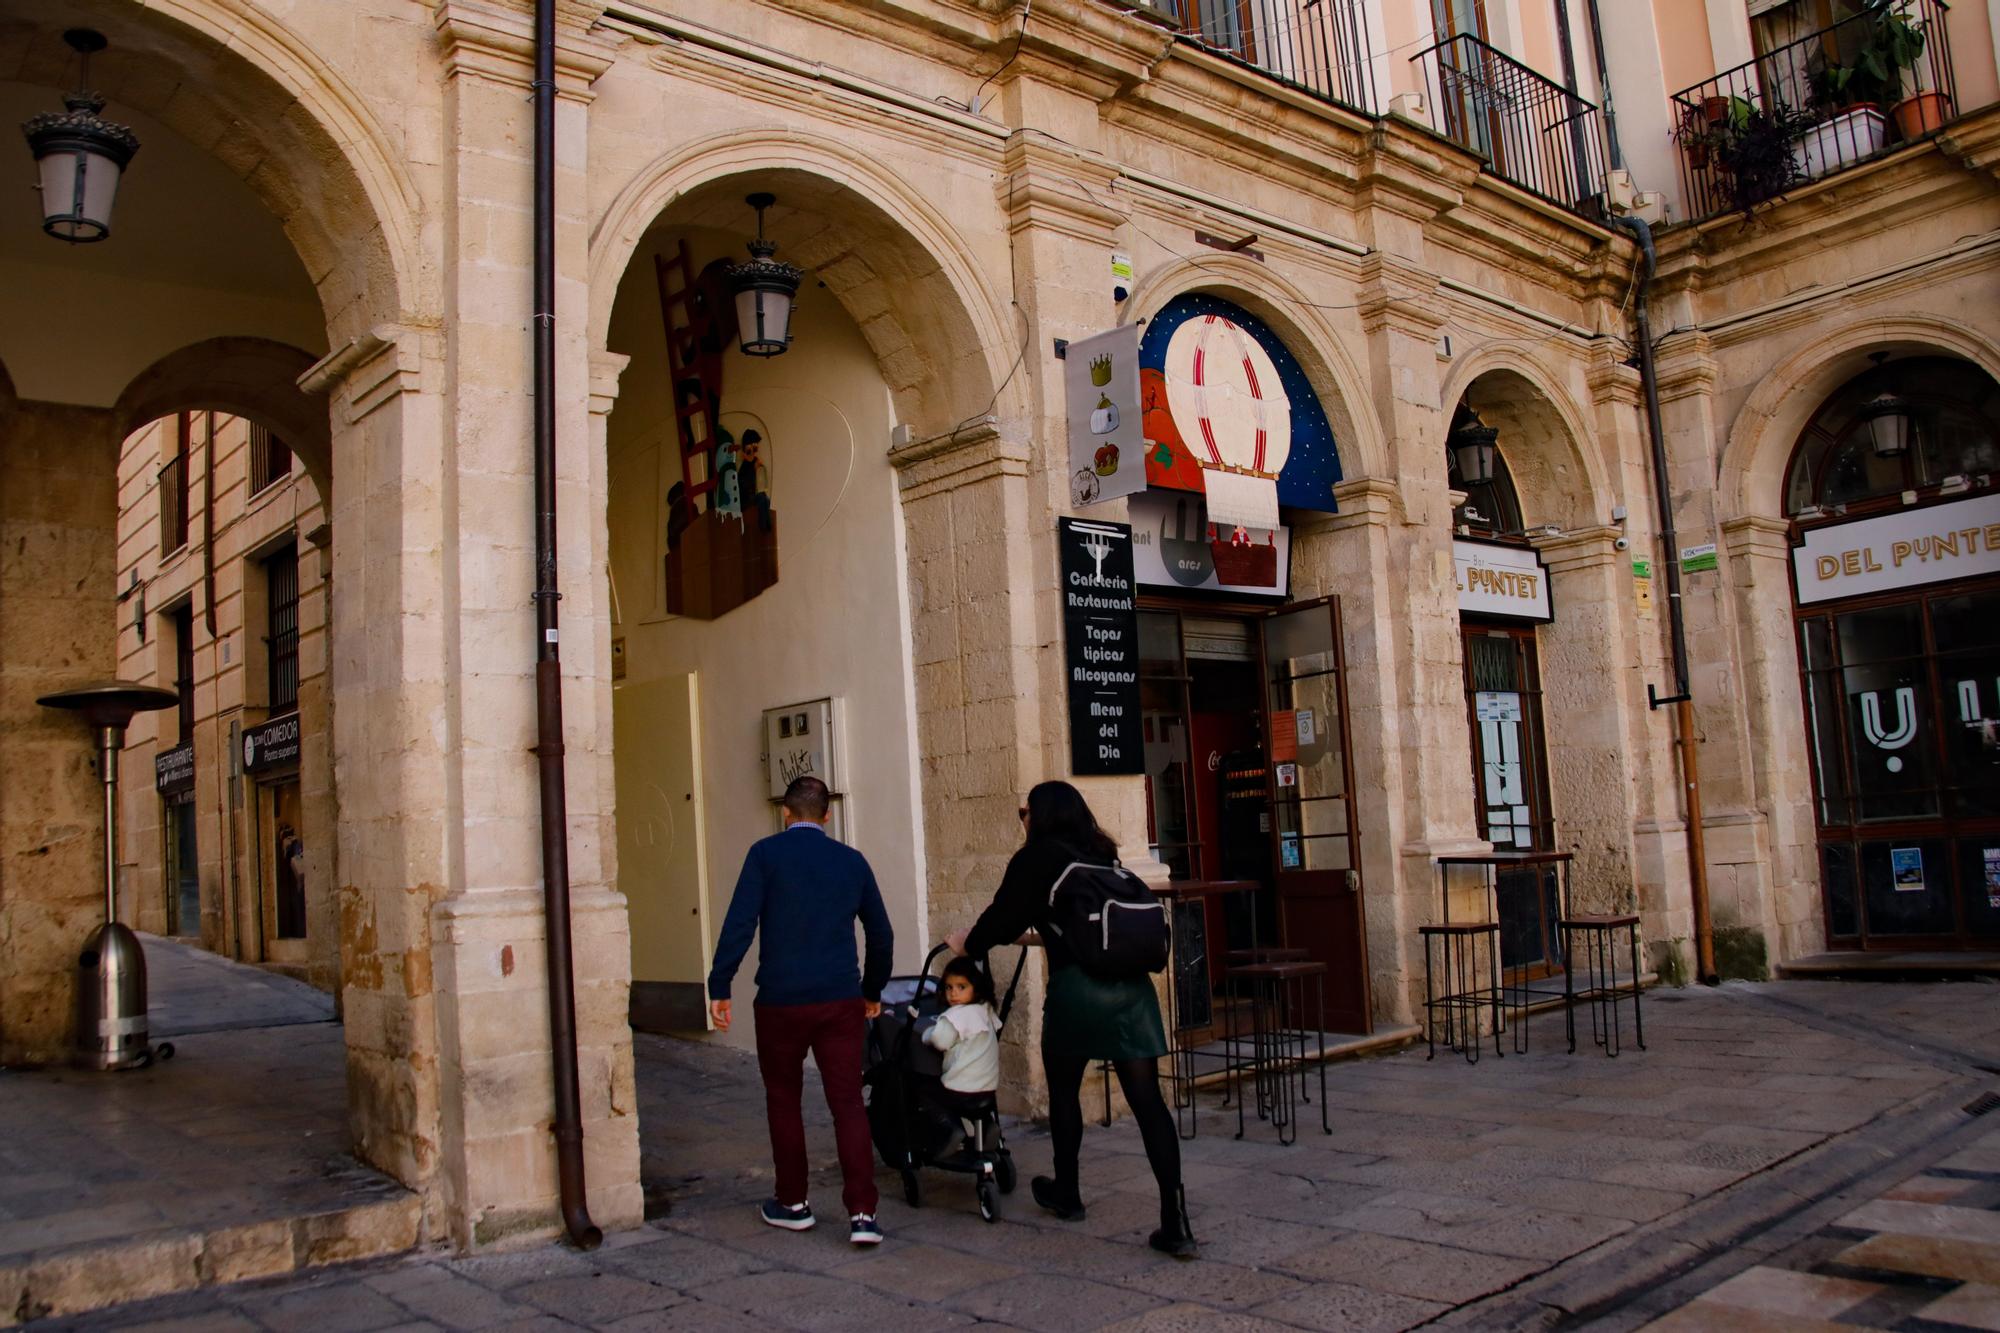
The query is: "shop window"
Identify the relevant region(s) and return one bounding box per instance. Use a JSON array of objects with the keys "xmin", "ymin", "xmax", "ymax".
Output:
[
  {"xmin": 249, "ymin": 424, "xmax": 293, "ymax": 495},
  {"xmin": 264, "ymin": 543, "xmax": 300, "ymax": 714},
  {"xmin": 1784, "ymin": 358, "xmax": 2000, "ymax": 516},
  {"xmin": 1462, "ymin": 625, "xmax": 1554, "ymax": 851},
  {"xmin": 1797, "ymin": 588, "xmax": 2000, "ymax": 944}
]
